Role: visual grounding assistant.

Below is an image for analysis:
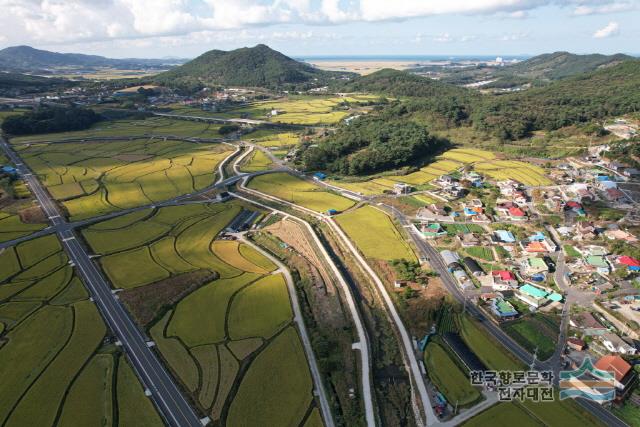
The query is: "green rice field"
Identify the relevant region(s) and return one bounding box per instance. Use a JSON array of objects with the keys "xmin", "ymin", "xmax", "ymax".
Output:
[
  {"xmin": 0, "ymin": 211, "xmax": 47, "ymax": 243},
  {"xmin": 335, "ymin": 205, "xmax": 417, "ymax": 262},
  {"xmin": 15, "ymin": 137, "xmax": 233, "ymax": 220},
  {"xmin": 0, "ymin": 235, "xmax": 162, "ymax": 426},
  {"xmin": 10, "ymin": 116, "xmax": 225, "ymax": 144},
  {"xmin": 82, "ymin": 202, "xmax": 320, "ymax": 425},
  {"xmin": 248, "ymin": 172, "xmax": 355, "ymax": 213}
]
